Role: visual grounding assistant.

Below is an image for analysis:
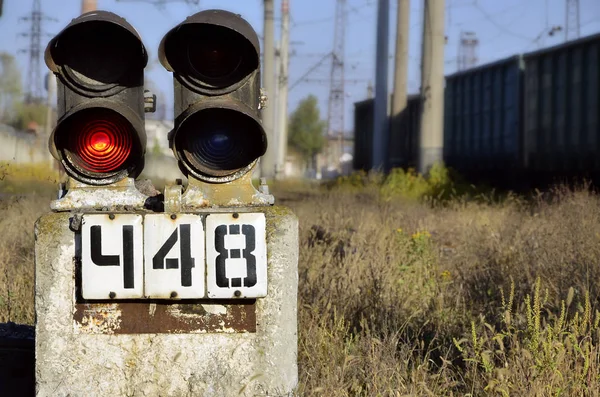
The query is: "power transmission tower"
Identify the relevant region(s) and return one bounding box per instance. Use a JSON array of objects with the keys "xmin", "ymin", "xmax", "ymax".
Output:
[
  {"xmin": 457, "ymin": 31, "xmax": 478, "ymax": 71},
  {"xmin": 19, "ymin": 0, "xmax": 56, "ymax": 104},
  {"xmin": 565, "ymin": 0, "xmax": 580, "ymax": 41},
  {"xmin": 327, "ymin": 0, "xmax": 346, "ymax": 172}
]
